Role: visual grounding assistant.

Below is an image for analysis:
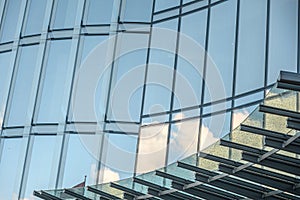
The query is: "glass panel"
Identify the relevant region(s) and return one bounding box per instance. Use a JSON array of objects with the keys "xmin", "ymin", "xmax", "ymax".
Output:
[
  {"xmin": 136, "ymin": 123, "xmax": 169, "ymax": 174},
  {"xmin": 167, "ymin": 118, "xmax": 199, "ymax": 164},
  {"xmin": 51, "ymin": 0, "xmax": 78, "ymax": 29},
  {"xmin": 0, "ymin": 51, "xmax": 13, "ymax": 127},
  {"xmin": 121, "ymin": 0, "xmax": 153, "ymax": 22},
  {"xmin": 0, "ymin": 138, "xmax": 27, "ymax": 199},
  {"xmin": 232, "ymin": 105, "xmax": 256, "ymax": 130},
  {"xmin": 107, "ymin": 33, "xmax": 148, "ymax": 122},
  {"xmin": 205, "ymin": 0, "xmax": 237, "ymax": 102},
  {"xmin": 155, "ymin": 0, "xmax": 180, "ymax": 12},
  {"xmin": 22, "ymin": 0, "xmax": 47, "ymax": 36},
  {"xmin": 69, "ymin": 36, "xmax": 107, "ymax": 122},
  {"xmin": 174, "ymin": 10, "xmax": 207, "ymax": 109},
  {"xmin": 23, "ymin": 135, "xmax": 62, "ymax": 199},
  {"xmin": 62, "ymin": 134, "xmax": 101, "ymax": 187},
  {"xmin": 84, "ymin": 0, "xmax": 114, "ymax": 25},
  {"xmin": 268, "ymin": 0, "xmax": 297, "ymax": 84},
  {"xmin": 6, "ymin": 45, "xmax": 39, "ymax": 127},
  {"xmin": 36, "ymin": 40, "xmax": 72, "ymax": 123},
  {"xmin": 143, "ymin": 19, "xmax": 178, "ymax": 115},
  {"xmin": 0, "ymin": 0, "xmax": 22, "ymax": 43},
  {"xmin": 100, "ymin": 134, "xmax": 137, "ymax": 182},
  {"xmin": 235, "ymin": 0, "xmax": 266, "ymax": 94}
]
